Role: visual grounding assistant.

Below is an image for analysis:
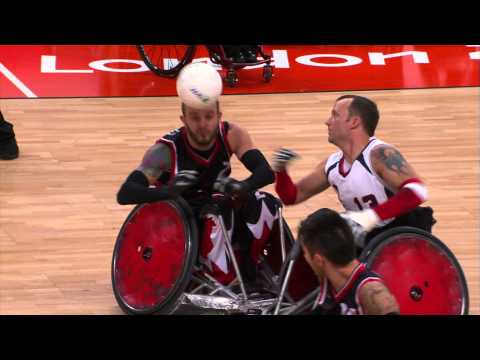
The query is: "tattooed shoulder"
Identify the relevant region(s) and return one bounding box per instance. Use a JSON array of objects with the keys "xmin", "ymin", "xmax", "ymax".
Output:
[
  {"xmin": 371, "ymin": 145, "xmax": 410, "ymax": 176},
  {"xmin": 360, "ymin": 281, "xmax": 400, "ymax": 315}
]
